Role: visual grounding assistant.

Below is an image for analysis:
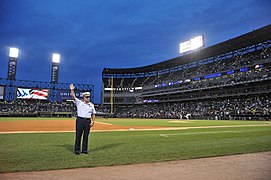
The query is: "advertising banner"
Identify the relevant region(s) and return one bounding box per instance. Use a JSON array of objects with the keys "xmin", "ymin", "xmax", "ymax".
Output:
[{"xmin": 57, "ymin": 89, "xmax": 84, "ymax": 102}]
